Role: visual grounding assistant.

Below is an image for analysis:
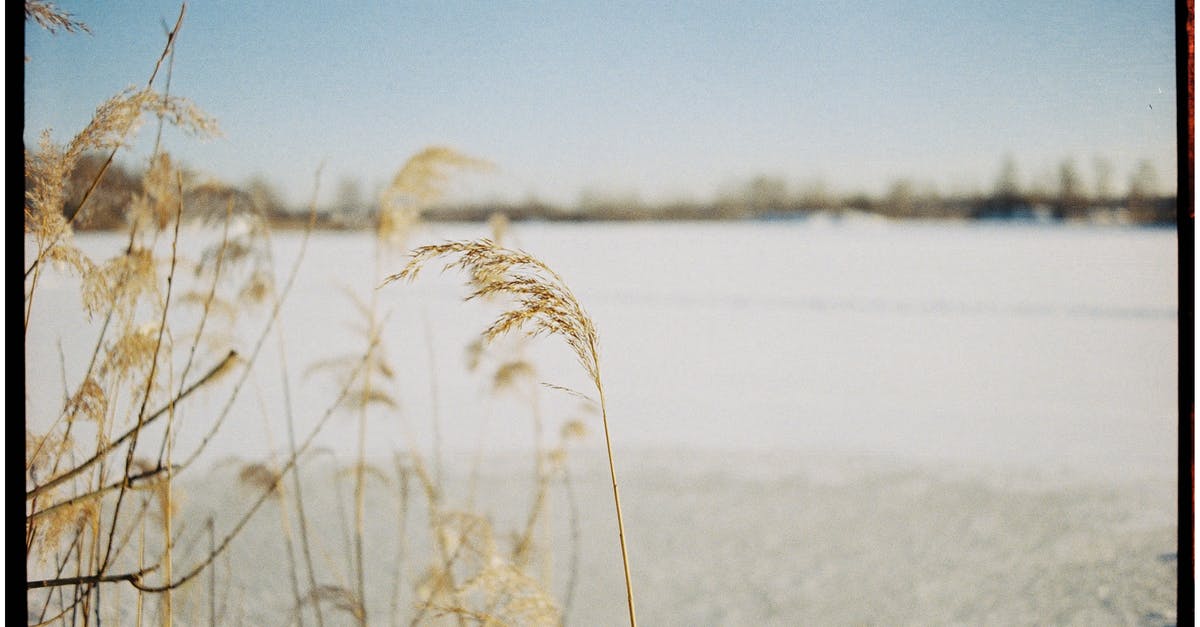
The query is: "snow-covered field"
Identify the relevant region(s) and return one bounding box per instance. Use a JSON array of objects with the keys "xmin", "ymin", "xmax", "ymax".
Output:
[
  {"xmin": 160, "ymin": 448, "xmax": 1174, "ymax": 626},
  {"xmin": 26, "ymin": 219, "xmax": 1180, "ymax": 624}
]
